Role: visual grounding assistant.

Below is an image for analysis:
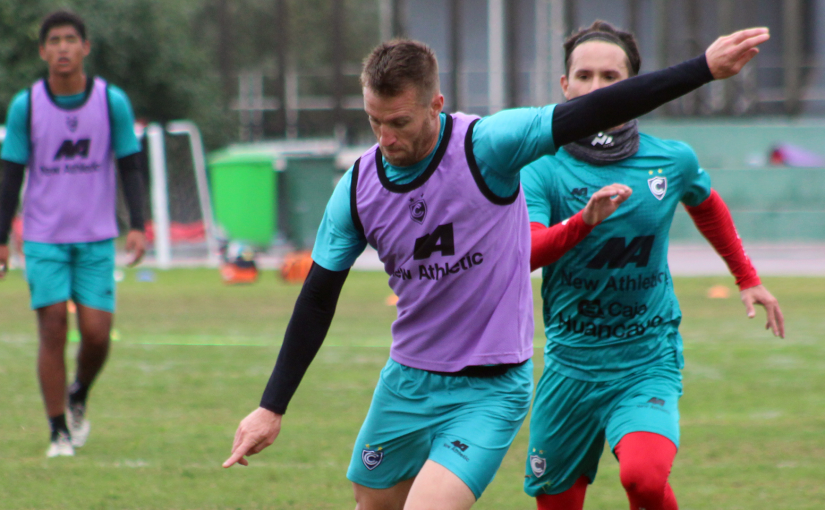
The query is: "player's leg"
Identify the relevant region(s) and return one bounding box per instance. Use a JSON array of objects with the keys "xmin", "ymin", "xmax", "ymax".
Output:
[
  {"xmin": 67, "ymin": 239, "xmax": 116, "ymax": 447},
  {"xmin": 605, "ymin": 362, "xmax": 682, "ymax": 510},
  {"xmin": 403, "ymin": 460, "xmax": 475, "ymax": 510},
  {"xmin": 347, "ymin": 359, "xmax": 437, "ymax": 509},
  {"xmin": 525, "ymin": 366, "xmax": 609, "ymax": 509},
  {"xmin": 25, "ymin": 240, "xmax": 74, "ymax": 456},
  {"xmin": 614, "ymin": 432, "xmax": 678, "ymax": 510},
  {"xmin": 73, "ymin": 304, "xmax": 112, "ymax": 394},
  {"xmin": 353, "ymin": 478, "xmax": 415, "ymax": 510},
  {"xmin": 349, "ymin": 359, "xmax": 533, "ymax": 509},
  {"xmin": 413, "ymin": 360, "xmax": 534, "ymax": 508},
  {"xmin": 36, "ymin": 303, "xmax": 70, "ymax": 419},
  {"xmin": 535, "ymin": 475, "xmax": 589, "ymax": 510}
]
